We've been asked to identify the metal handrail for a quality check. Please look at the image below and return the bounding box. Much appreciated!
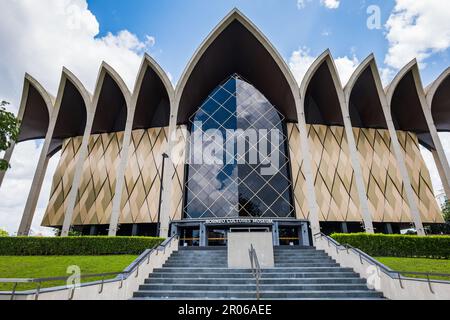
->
[313,232,450,294]
[248,244,262,300]
[0,235,179,300]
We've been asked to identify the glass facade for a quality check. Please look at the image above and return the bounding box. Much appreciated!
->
[183,75,295,219]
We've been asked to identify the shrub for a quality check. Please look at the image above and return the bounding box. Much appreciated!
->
[0,229,8,237]
[330,233,450,259]
[0,237,164,256]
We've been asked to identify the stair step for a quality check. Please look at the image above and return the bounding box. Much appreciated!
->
[148,272,361,279]
[144,278,366,285]
[274,263,339,268]
[133,290,384,299]
[164,263,228,266]
[153,267,353,273]
[139,284,371,291]
[162,264,339,268]
[274,258,332,262]
[133,246,384,300]
[274,253,329,259]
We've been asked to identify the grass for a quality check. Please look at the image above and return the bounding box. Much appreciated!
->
[376,257,450,281]
[0,255,137,291]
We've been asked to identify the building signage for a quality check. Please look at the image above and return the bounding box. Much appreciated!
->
[204,219,274,225]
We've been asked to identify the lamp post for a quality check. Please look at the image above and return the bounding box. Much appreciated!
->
[157,153,169,236]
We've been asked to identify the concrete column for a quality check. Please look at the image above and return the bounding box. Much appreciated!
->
[380,67,425,235]
[89,225,97,236]
[296,110,321,239]
[170,223,178,238]
[301,222,310,246]
[432,149,450,199]
[17,146,52,235]
[108,108,135,236]
[159,112,181,238]
[342,113,375,233]
[341,222,349,233]
[200,223,207,247]
[272,222,280,246]
[0,142,16,188]
[383,116,425,235]
[131,224,138,236]
[61,113,95,237]
[385,223,393,234]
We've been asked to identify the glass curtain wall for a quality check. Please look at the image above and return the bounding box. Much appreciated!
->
[184,75,295,219]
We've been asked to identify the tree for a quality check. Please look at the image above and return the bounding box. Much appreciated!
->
[0,228,8,237]
[427,200,450,235]
[442,199,450,223]
[0,101,20,171]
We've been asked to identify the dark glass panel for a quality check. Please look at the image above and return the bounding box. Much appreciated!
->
[184,75,295,219]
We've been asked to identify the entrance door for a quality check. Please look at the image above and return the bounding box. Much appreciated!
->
[278,225,301,246]
[207,227,228,246]
[179,226,200,247]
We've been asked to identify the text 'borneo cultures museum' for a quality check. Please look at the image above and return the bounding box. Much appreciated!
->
[4,10,450,247]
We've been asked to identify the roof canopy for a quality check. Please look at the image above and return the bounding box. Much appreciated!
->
[17,75,52,143]
[303,55,344,126]
[14,10,450,152]
[348,62,387,129]
[175,10,298,124]
[133,55,172,130]
[428,69,450,132]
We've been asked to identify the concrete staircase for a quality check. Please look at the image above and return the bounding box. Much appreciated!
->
[133,246,384,300]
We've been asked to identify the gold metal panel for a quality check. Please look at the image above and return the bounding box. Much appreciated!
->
[44,123,442,227]
[42,137,82,227]
[169,125,188,221]
[287,124,443,224]
[287,123,309,220]
[120,128,168,224]
[43,128,169,227]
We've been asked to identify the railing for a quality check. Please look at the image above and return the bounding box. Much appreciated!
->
[313,232,450,294]
[248,244,262,300]
[0,235,179,301]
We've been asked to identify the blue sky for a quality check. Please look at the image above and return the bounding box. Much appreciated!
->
[87,0,448,86]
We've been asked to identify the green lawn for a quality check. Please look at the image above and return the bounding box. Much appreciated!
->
[0,255,137,291]
[376,257,450,281]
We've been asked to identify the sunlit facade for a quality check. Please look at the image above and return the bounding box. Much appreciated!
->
[3,10,449,245]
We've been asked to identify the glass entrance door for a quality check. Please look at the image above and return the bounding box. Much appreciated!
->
[207,227,228,246]
[179,226,200,247]
[278,225,301,246]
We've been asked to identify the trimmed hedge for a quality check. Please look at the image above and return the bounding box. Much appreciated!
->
[331,233,450,259]
[0,237,164,256]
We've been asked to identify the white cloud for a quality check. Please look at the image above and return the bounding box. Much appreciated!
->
[379,67,396,87]
[334,54,359,86]
[0,0,155,105]
[0,0,156,235]
[321,0,340,9]
[297,0,310,10]
[0,141,60,236]
[384,0,450,70]
[288,47,359,86]
[297,0,340,10]
[289,47,317,85]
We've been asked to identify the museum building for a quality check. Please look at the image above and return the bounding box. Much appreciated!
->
[2,10,449,247]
